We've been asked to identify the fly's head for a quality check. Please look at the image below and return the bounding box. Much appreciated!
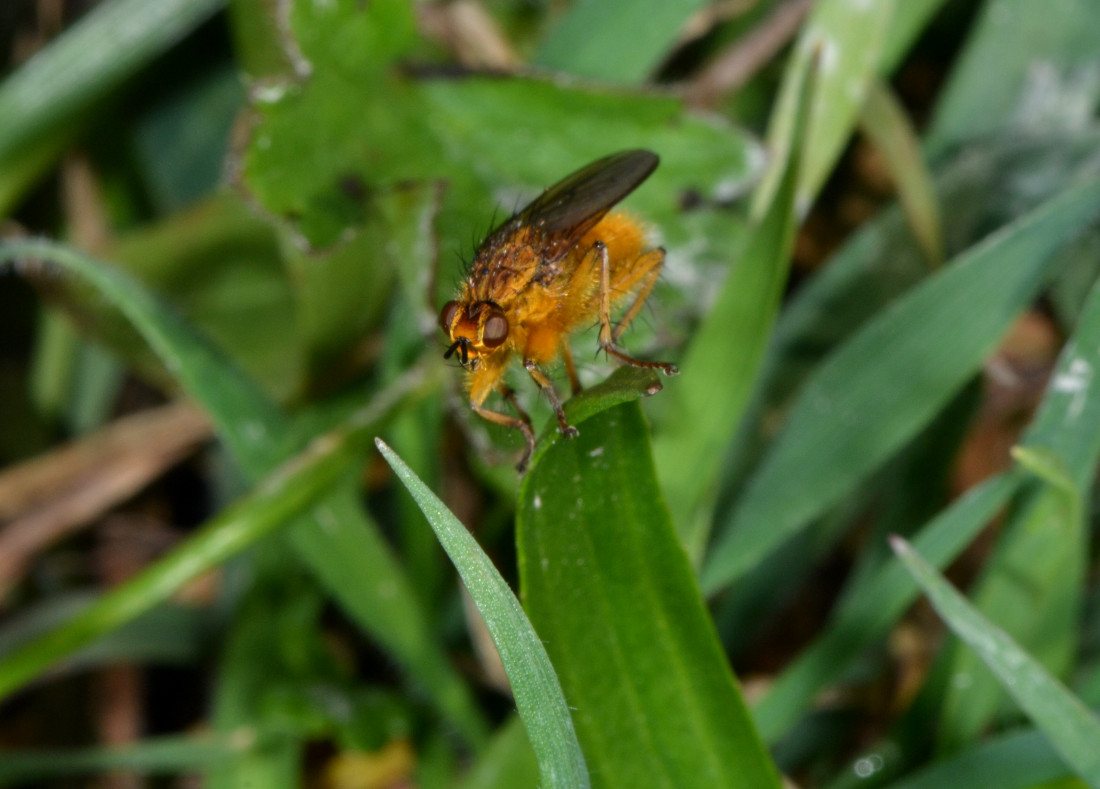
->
[439,299,509,370]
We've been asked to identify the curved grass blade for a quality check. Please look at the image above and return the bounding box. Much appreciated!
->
[891,536,1100,788]
[925,0,1100,157]
[702,174,1100,595]
[374,440,589,789]
[519,390,780,788]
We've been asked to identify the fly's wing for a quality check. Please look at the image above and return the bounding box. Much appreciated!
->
[483,149,659,265]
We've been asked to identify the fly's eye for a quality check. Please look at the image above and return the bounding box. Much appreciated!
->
[482,311,509,349]
[439,301,460,335]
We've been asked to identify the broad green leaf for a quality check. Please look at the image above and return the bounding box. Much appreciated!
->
[937,274,1100,748]
[534,0,709,83]
[0,0,224,214]
[926,0,1100,158]
[517,383,780,788]
[753,0,896,214]
[752,471,1020,743]
[892,537,1100,788]
[701,174,1100,595]
[374,440,589,789]
[0,238,486,746]
[0,734,242,786]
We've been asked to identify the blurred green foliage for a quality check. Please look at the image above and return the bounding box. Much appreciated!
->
[1,0,1100,787]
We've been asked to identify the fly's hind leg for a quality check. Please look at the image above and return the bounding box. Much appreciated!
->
[594,241,679,376]
[472,386,536,472]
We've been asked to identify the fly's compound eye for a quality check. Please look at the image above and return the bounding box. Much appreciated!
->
[482,311,509,349]
[439,301,460,335]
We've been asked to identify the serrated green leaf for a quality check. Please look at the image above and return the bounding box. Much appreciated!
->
[701,174,1100,595]
[239,0,762,363]
[518,394,779,788]
[375,440,589,789]
[892,537,1100,788]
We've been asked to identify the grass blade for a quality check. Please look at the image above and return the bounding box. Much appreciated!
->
[701,174,1100,594]
[374,440,589,789]
[0,734,242,785]
[0,0,224,213]
[936,273,1100,747]
[891,536,1100,788]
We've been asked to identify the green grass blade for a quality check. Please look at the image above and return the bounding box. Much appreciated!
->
[455,716,539,789]
[0,238,288,468]
[753,0,896,213]
[936,273,1100,748]
[925,0,1100,157]
[701,174,1100,595]
[752,471,1020,743]
[859,79,943,266]
[518,383,780,788]
[374,440,589,789]
[891,537,1100,788]
[878,726,1074,789]
[0,734,243,785]
[0,406,369,701]
[653,64,804,558]
[0,0,224,213]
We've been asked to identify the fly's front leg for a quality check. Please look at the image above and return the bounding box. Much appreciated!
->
[472,386,536,472]
[523,359,579,439]
[594,242,679,376]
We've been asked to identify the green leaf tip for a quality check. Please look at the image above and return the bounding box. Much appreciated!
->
[374,438,590,789]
